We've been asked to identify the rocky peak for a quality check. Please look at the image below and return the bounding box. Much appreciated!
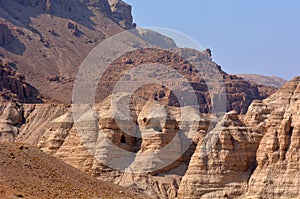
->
[108,0,134,29]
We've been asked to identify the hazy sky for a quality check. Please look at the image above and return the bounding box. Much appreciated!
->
[124,0,300,80]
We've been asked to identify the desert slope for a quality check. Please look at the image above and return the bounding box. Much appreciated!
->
[0,142,145,199]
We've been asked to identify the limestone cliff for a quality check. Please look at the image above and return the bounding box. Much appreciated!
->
[0,76,299,198]
[178,77,300,198]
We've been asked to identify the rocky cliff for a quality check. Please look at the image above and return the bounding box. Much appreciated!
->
[99,48,276,114]
[0,77,298,198]
[0,1,298,198]
[108,0,134,29]
[178,77,300,198]
[0,58,42,103]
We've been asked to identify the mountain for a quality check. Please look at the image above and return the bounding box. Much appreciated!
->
[0,0,276,114]
[0,142,145,198]
[237,74,287,88]
[0,1,298,198]
[0,0,129,103]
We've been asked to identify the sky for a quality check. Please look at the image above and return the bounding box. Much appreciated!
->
[124,0,300,80]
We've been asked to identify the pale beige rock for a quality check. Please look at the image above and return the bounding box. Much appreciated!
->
[1,77,299,199]
[178,111,263,198]
[246,77,300,198]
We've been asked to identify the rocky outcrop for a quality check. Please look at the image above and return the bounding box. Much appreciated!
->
[178,76,300,198]
[0,59,42,103]
[178,111,263,198]
[108,0,134,29]
[246,76,300,198]
[98,48,276,114]
[0,103,22,142]
[0,103,67,143]
[0,0,127,102]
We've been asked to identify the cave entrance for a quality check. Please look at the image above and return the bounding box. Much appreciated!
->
[121,134,126,144]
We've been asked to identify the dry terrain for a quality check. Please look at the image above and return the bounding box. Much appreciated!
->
[0,142,146,199]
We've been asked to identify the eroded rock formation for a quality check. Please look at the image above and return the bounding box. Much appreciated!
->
[0,76,299,198]
[178,77,300,198]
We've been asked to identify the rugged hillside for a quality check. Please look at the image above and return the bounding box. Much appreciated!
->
[0,142,145,199]
[97,48,276,114]
[0,1,297,198]
[0,0,275,113]
[0,0,130,102]
[237,74,287,88]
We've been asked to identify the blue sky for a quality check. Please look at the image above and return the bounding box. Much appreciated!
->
[124,0,300,80]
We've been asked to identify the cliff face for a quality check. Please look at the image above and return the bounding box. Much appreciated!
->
[0,77,299,198]
[178,76,300,198]
[246,77,300,198]
[0,1,274,110]
[108,0,134,29]
[177,111,262,198]
[0,1,298,198]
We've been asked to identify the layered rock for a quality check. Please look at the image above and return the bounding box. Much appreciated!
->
[0,59,42,103]
[0,93,207,198]
[0,76,298,198]
[246,76,300,198]
[98,48,276,114]
[178,111,263,198]
[178,76,300,198]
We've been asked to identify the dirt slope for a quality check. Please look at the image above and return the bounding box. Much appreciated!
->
[0,142,146,199]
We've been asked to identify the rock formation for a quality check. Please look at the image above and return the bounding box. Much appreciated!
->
[178,77,300,198]
[246,76,300,198]
[99,48,276,114]
[0,59,42,103]
[108,0,134,29]
[0,1,275,110]
[0,76,299,198]
[0,1,298,198]
[178,111,263,198]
